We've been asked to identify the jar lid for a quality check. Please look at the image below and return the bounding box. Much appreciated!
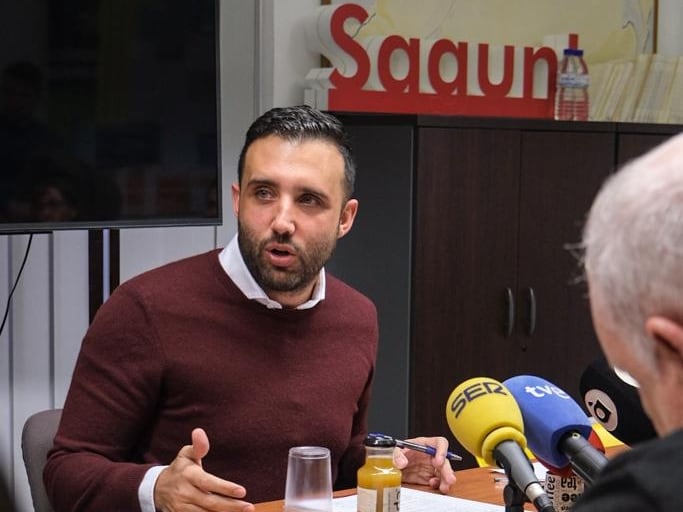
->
[364,434,396,447]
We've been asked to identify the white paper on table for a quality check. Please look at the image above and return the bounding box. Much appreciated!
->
[333,487,504,512]
[490,461,549,482]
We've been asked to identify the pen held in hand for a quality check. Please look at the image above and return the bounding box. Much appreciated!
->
[394,438,463,462]
[368,432,463,462]
[395,439,462,462]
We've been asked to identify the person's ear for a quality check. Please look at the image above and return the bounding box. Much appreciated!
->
[645,316,683,369]
[231,183,240,217]
[338,198,358,239]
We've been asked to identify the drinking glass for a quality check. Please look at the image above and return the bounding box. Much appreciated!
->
[284,446,333,512]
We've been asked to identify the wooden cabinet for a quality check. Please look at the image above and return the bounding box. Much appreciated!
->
[616,123,679,164]
[330,114,681,467]
[411,122,616,467]
[325,122,415,439]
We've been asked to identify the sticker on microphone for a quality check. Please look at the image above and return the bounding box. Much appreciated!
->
[544,472,584,511]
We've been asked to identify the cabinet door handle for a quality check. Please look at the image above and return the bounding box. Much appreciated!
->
[527,287,537,336]
[504,287,515,337]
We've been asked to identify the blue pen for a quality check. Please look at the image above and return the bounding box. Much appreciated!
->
[369,433,463,462]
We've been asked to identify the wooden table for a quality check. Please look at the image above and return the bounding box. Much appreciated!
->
[253,464,520,511]
[253,446,627,511]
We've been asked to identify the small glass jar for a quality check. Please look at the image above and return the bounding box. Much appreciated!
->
[356,435,402,512]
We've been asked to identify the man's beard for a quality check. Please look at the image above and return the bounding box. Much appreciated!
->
[238,221,338,294]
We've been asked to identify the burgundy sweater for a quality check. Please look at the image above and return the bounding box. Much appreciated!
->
[44,249,378,511]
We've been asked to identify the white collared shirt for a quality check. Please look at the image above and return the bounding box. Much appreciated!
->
[138,234,326,511]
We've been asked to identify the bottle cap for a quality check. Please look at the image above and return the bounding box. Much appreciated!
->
[364,435,396,447]
[563,48,584,56]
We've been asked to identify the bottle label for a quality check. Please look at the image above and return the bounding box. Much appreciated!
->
[382,486,401,512]
[558,72,590,88]
[356,487,377,512]
[356,486,401,512]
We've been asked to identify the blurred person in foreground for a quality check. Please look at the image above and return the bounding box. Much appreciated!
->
[575,132,683,511]
[44,105,456,512]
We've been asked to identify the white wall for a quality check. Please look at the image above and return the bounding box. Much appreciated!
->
[1,232,91,512]
[2,1,683,510]
[657,0,683,56]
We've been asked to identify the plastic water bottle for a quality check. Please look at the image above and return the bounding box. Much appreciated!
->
[554,48,590,121]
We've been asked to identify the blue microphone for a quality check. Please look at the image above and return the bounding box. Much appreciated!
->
[503,375,608,485]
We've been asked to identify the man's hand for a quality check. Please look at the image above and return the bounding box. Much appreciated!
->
[154,428,255,512]
[393,436,457,494]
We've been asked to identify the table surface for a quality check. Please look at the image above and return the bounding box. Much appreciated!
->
[253,446,627,511]
[253,464,514,511]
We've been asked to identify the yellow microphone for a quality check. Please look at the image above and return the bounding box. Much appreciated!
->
[445,377,555,512]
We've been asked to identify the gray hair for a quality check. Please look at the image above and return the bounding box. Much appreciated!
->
[582,132,683,368]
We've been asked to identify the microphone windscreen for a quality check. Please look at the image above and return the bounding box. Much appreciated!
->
[504,375,592,468]
[445,377,526,466]
[579,357,656,446]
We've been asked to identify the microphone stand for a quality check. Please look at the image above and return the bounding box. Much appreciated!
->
[502,480,528,512]
[494,441,556,512]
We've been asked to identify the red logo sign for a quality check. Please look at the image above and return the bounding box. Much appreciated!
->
[306,3,578,118]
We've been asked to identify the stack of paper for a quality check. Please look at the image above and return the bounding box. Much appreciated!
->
[332,487,505,512]
[586,53,683,124]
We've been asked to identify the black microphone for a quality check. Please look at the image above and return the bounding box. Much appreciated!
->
[579,357,656,446]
